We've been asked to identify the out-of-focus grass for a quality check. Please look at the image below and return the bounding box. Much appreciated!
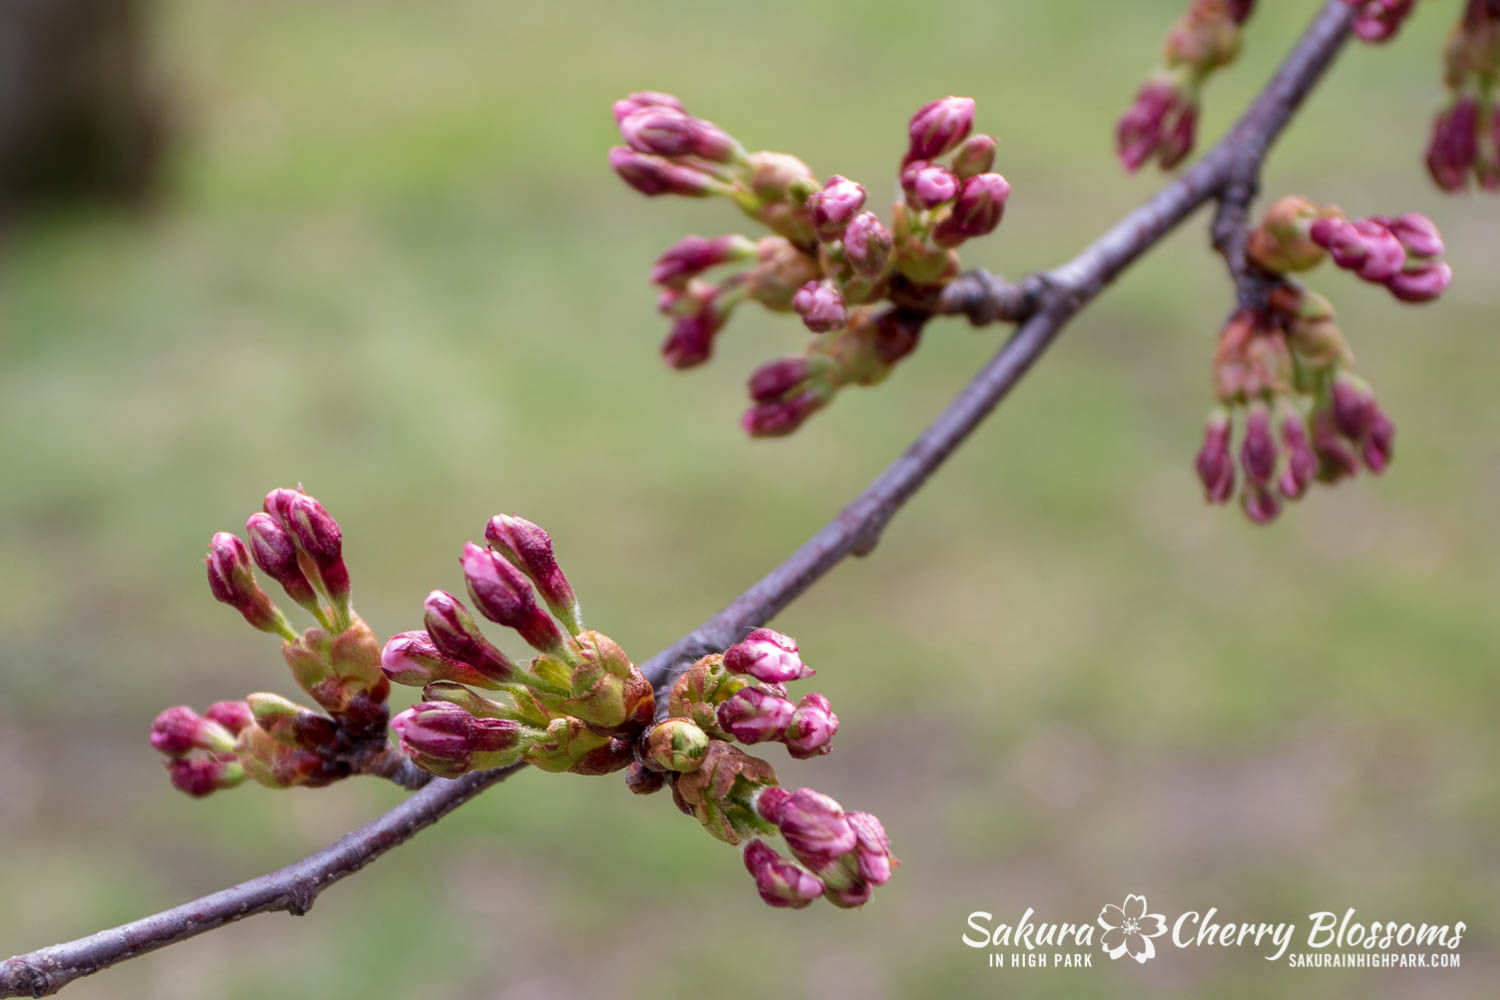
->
[0,1,1496,997]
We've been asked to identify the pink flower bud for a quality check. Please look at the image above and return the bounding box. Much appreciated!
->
[743,839,825,909]
[724,628,814,682]
[783,692,839,759]
[609,146,716,197]
[1277,409,1317,500]
[245,512,318,611]
[263,488,350,609]
[650,234,755,289]
[1239,403,1278,487]
[742,391,825,437]
[1311,406,1361,483]
[1378,212,1445,259]
[205,532,287,635]
[484,514,581,635]
[932,172,1010,247]
[904,96,975,166]
[1386,261,1453,302]
[619,106,738,164]
[1116,79,1195,172]
[792,280,846,333]
[807,175,867,238]
[756,786,857,863]
[611,91,684,126]
[1427,98,1479,191]
[1240,484,1281,525]
[950,133,997,179]
[901,161,959,210]
[151,705,236,756]
[716,687,795,744]
[381,630,502,689]
[204,700,254,736]
[1330,375,1374,440]
[846,811,896,885]
[461,542,566,656]
[660,283,733,368]
[1362,405,1395,473]
[422,590,517,683]
[748,357,811,404]
[392,702,523,777]
[1346,0,1416,43]
[842,211,892,276]
[1194,409,1236,504]
[166,757,243,798]
[1308,217,1406,284]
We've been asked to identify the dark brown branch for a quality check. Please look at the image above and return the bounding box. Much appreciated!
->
[0,3,1356,995]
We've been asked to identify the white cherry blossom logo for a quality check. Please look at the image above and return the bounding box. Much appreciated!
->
[1097,893,1168,964]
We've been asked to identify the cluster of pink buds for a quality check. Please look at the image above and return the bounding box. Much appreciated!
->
[1195,196,1448,523]
[1426,1,1500,190]
[745,788,896,909]
[611,91,1011,436]
[151,488,392,795]
[1117,0,1255,171]
[1343,0,1418,43]
[385,513,650,778]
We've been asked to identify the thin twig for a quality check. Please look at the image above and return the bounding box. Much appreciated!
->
[0,3,1356,995]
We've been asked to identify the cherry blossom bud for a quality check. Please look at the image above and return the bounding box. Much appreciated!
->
[1240,484,1281,525]
[263,489,350,613]
[904,96,975,166]
[246,692,339,751]
[423,590,518,683]
[650,234,756,290]
[792,280,846,333]
[743,839,825,909]
[1386,261,1453,302]
[461,542,567,656]
[950,133,997,179]
[1331,374,1374,440]
[842,211,893,276]
[846,811,896,885]
[661,281,737,368]
[1346,0,1416,43]
[1117,78,1195,171]
[205,533,290,636]
[716,687,795,744]
[1195,409,1236,504]
[609,146,718,197]
[901,161,959,210]
[1363,404,1395,473]
[1427,97,1480,191]
[1239,402,1278,487]
[245,512,319,614]
[645,717,711,772]
[611,91,684,125]
[742,391,825,437]
[205,700,254,736]
[932,172,1010,247]
[724,628,814,682]
[619,106,739,163]
[1308,217,1406,284]
[484,514,582,635]
[150,705,236,756]
[748,358,811,404]
[1277,407,1318,500]
[1378,212,1445,259]
[380,630,503,689]
[807,175,867,238]
[1311,405,1361,483]
[166,757,244,798]
[392,702,525,777]
[783,692,839,759]
[756,786,857,863]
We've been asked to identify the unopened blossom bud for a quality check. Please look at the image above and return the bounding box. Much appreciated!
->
[807,175,867,238]
[901,161,959,210]
[484,514,582,635]
[204,700,254,736]
[669,654,753,735]
[724,628,813,683]
[1311,405,1361,483]
[1346,0,1416,43]
[263,488,350,615]
[1386,261,1453,302]
[609,146,718,197]
[1239,402,1278,488]
[661,281,738,368]
[624,761,666,795]
[649,234,757,290]
[904,96,975,166]
[612,91,684,125]
[842,212,893,276]
[792,280,846,333]
[645,717,711,772]
[151,705,237,756]
[619,106,739,163]
[392,702,525,777]
[756,786,858,863]
[743,839,825,909]
[1308,217,1406,283]
[783,692,839,759]
[846,811,896,885]
[206,533,290,636]
[716,687,795,744]
[381,630,502,689]
[1278,407,1318,500]
[166,757,244,798]
[246,692,339,750]
[1362,404,1395,473]
[462,542,567,656]
[1331,374,1374,440]
[1241,484,1281,524]
[742,391,826,437]
[748,358,812,403]
[1195,409,1236,504]
[1378,212,1445,259]
[423,590,518,683]
[244,512,321,616]
[951,133,998,179]
[932,172,1010,247]
[1117,78,1195,171]
[1427,98,1479,191]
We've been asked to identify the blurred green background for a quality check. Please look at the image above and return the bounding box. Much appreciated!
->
[1,1,1496,997]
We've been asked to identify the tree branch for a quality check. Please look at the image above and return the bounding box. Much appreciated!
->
[0,3,1355,995]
